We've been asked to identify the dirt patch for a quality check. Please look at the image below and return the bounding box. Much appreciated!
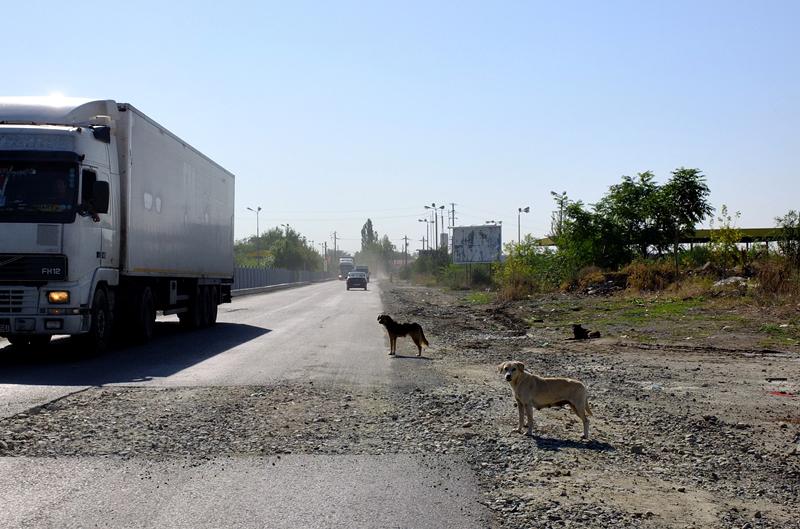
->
[378,282,800,528]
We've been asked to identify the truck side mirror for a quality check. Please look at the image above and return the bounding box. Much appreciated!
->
[92,181,110,214]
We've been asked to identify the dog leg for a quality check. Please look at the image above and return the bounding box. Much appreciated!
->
[582,416,590,439]
[525,405,535,436]
[413,336,422,356]
[515,399,525,434]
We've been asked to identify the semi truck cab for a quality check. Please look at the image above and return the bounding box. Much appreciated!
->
[1,105,118,347]
[0,97,234,351]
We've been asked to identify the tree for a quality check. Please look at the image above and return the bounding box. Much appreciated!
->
[234,226,322,271]
[549,191,568,240]
[552,197,629,276]
[776,210,800,267]
[361,219,378,251]
[596,171,660,258]
[656,168,713,272]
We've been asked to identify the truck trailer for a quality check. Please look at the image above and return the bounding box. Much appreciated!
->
[0,97,235,351]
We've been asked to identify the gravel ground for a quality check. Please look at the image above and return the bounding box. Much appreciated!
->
[2,281,799,528]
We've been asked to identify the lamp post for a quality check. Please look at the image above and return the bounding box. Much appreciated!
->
[517,206,530,243]
[247,206,261,265]
[425,203,446,249]
[418,219,431,249]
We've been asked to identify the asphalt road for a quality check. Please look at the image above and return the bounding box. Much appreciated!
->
[0,281,488,528]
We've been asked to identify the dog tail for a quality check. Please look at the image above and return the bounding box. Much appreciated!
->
[585,399,593,416]
[420,328,429,347]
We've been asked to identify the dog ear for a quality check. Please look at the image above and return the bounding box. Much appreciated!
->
[496,362,506,373]
[515,361,525,372]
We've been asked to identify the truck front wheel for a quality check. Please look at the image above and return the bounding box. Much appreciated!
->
[78,287,113,353]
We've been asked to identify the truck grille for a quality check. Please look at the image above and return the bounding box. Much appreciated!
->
[0,287,38,314]
[0,254,67,281]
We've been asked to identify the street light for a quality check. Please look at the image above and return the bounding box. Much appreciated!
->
[517,206,530,243]
[246,206,262,238]
[247,206,262,265]
[424,203,446,248]
[418,218,431,249]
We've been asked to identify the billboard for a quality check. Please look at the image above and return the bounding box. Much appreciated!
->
[452,225,502,264]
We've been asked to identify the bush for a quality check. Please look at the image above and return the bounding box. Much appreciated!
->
[624,260,677,291]
[681,245,712,269]
[708,205,744,270]
[754,256,800,298]
[577,266,606,289]
[495,238,566,300]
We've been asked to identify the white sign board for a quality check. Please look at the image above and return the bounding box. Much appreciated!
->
[452,225,502,264]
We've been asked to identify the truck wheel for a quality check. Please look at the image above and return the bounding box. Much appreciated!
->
[7,334,51,349]
[78,288,112,353]
[178,285,202,329]
[209,287,219,325]
[134,287,156,342]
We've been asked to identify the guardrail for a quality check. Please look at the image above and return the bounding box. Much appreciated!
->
[232,266,333,295]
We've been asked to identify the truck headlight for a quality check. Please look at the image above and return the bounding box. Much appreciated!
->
[48,291,70,304]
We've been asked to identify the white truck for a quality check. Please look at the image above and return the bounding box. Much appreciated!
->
[338,257,354,280]
[0,97,235,351]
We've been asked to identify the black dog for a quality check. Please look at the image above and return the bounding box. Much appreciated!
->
[377,314,429,356]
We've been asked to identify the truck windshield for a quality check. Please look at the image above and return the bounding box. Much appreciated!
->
[0,161,79,223]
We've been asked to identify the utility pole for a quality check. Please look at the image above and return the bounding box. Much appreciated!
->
[332,231,338,261]
[449,202,457,253]
[420,238,425,252]
[403,235,409,266]
[440,210,445,249]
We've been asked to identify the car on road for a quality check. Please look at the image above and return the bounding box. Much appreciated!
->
[346,271,368,290]
[355,265,370,282]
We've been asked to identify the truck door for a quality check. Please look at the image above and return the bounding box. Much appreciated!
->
[79,168,108,267]
[96,169,116,268]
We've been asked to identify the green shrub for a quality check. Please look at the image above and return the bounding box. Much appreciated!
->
[681,245,712,269]
[708,205,744,269]
[495,237,565,300]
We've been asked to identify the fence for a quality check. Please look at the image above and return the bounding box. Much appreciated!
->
[233,266,331,291]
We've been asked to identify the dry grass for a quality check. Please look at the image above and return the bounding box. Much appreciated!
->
[624,260,677,291]
[577,266,605,289]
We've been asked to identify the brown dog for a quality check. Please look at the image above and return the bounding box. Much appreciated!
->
[377,314,429,356]
[498,360,592,439]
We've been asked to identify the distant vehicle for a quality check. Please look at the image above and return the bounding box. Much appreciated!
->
[0,97,234,351]
[346,271,368,290]
[338,257,354,280]
[354,265,370,282]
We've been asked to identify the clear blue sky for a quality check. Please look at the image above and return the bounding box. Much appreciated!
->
[4,1,798,253]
